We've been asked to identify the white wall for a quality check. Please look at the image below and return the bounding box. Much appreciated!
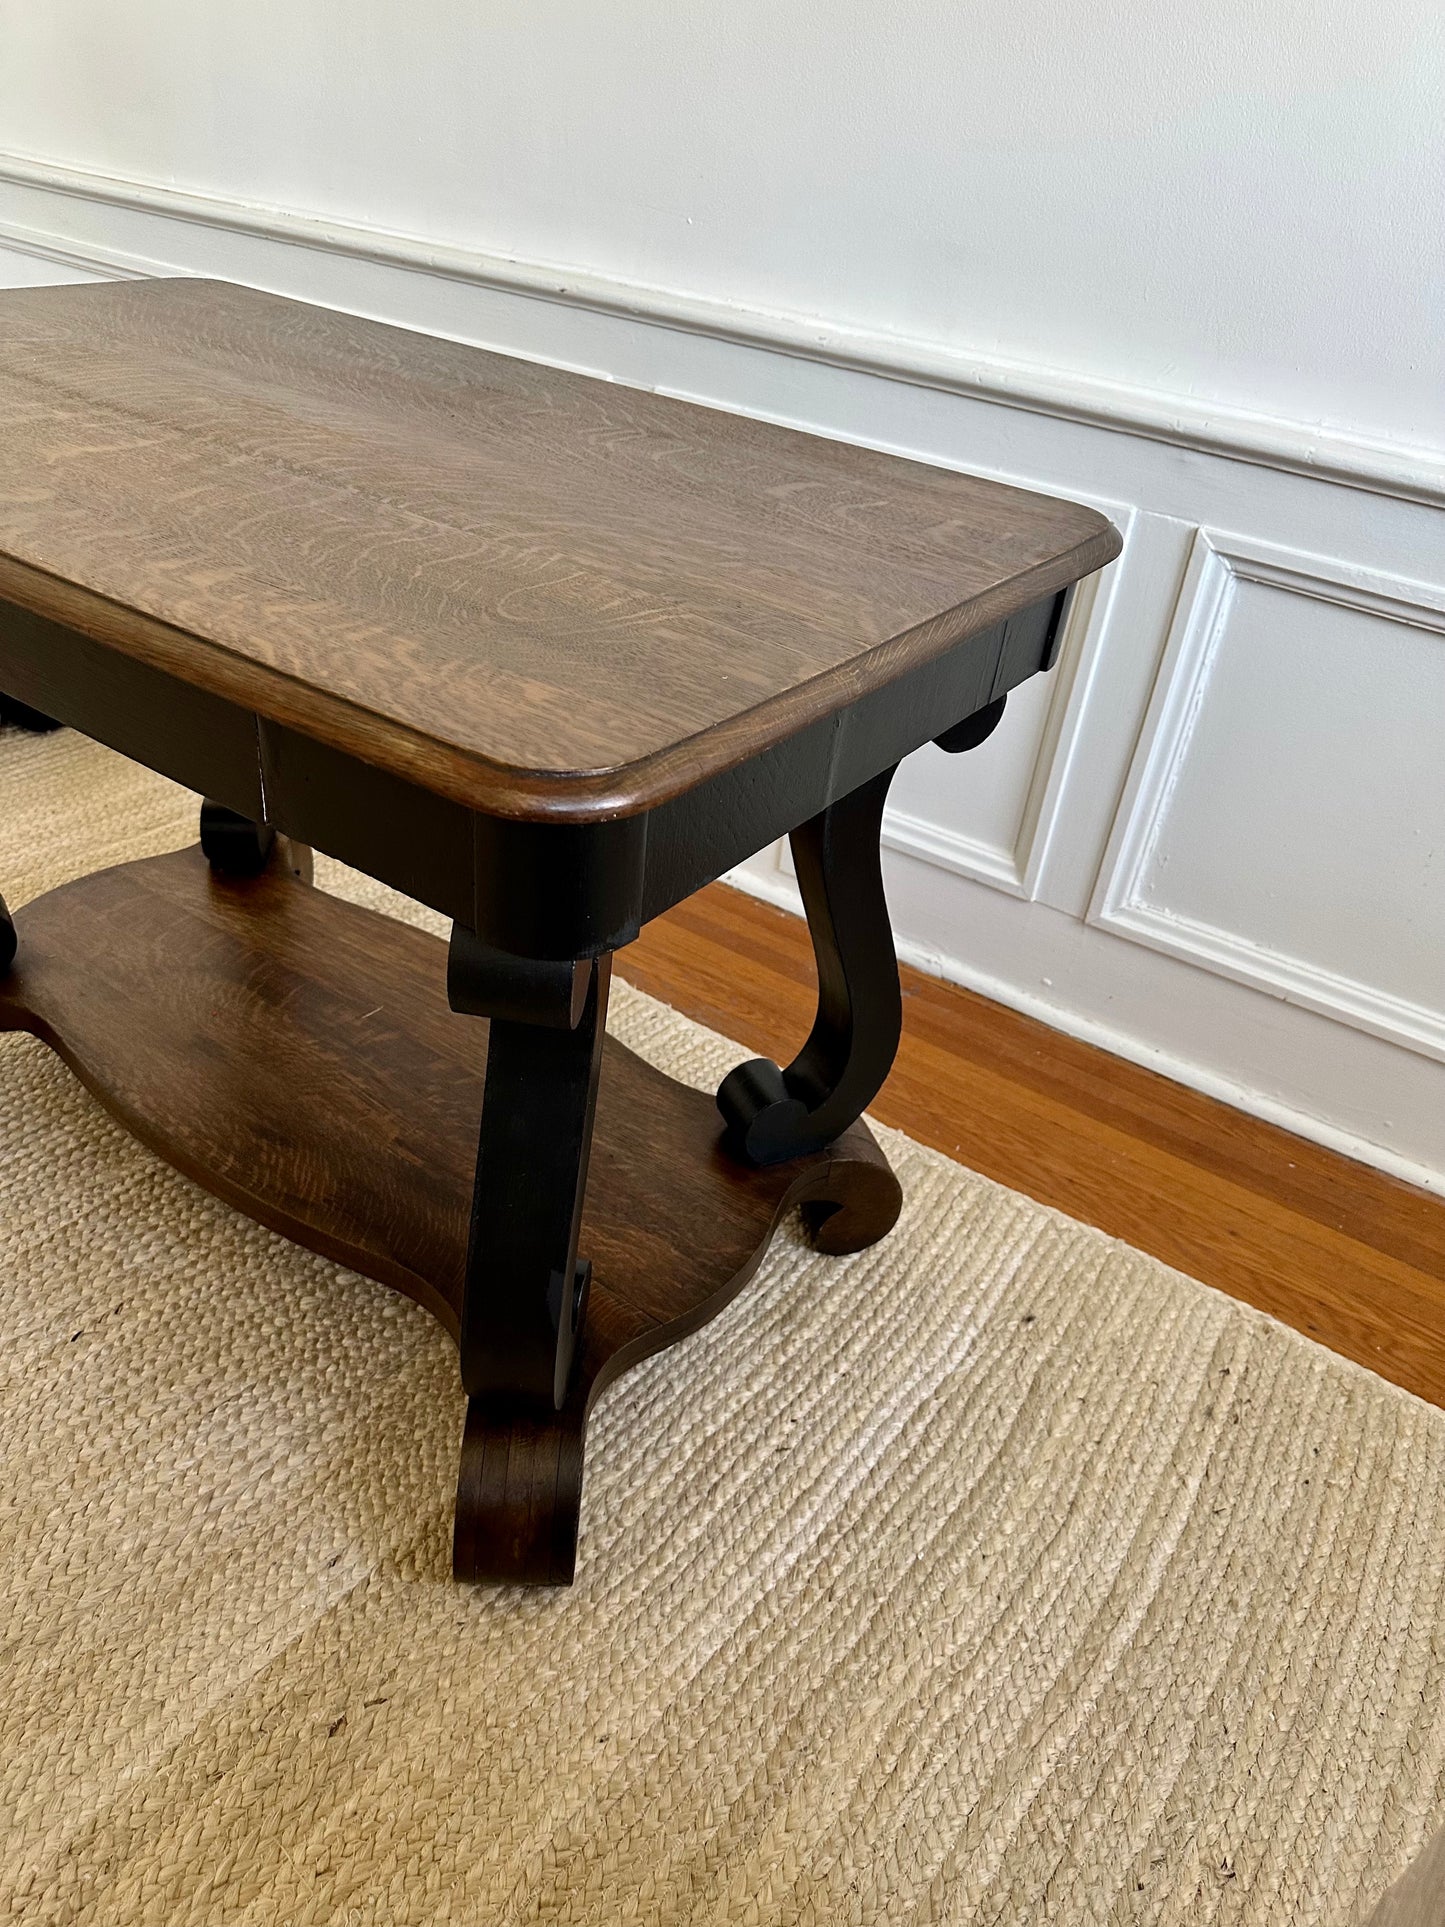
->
[1,2,1442,1189]
[2,0,1443,453]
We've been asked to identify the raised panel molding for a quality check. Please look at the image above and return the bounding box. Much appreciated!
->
[1091,529,1445,1063]
[880,805,1023,893]
[878,520,1132,900]
[763,514,1132,902]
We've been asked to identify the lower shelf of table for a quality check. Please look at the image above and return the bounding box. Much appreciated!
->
[0,845,902,1583]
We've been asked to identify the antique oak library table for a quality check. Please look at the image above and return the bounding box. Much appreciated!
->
[0,279,1120,1584]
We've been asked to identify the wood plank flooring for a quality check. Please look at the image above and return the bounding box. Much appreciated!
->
[624,882,1445,1410]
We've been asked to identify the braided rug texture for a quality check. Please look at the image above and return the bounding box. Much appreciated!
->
[2,727,1444,1927]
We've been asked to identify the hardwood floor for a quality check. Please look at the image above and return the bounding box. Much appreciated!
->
[625,882,1445,1409]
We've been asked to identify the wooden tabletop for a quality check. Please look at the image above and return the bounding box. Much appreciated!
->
[0,278,1119,820]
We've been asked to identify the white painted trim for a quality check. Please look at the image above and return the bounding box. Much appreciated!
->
[1012,504,1135,901]
[761,808,1024,897]
[0,148,1441,507]
[873,511,1135,902]
[725,860,1445,1199]
[1091,530,1445,1063]
[881,806,1024,896]
[739,551,1131,904]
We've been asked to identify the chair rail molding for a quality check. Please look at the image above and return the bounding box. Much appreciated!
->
[0,147,1442,509]
[1090,528,1445,1063]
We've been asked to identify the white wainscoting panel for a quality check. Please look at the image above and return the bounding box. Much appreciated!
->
[1092,531,1445,1060]
[884,516,1132,898]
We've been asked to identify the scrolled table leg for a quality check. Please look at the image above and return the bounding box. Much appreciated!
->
[447,927,610,1583]
[717,695,1013,1173]
[718,764,903,1167]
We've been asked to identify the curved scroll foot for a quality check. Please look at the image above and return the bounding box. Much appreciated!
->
[453,1393,585,1586]
[797,1122,905,1255]
[451,1117,899,1586]
[0,891,15,977]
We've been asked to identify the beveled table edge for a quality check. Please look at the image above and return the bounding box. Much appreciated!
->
[0,522,1120,825]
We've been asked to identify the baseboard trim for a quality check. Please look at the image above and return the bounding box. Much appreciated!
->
[726,864,1445,1199]
[0,148,1441,508]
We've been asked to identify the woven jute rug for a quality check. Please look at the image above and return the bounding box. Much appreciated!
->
[3,727,1444,1927]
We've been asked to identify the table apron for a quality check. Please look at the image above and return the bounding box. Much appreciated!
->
[0,588,1068,959]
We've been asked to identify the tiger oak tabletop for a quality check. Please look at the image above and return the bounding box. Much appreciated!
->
[0,277,1118,819]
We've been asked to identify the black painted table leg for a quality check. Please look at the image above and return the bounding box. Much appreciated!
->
[200,800,313,883]
[200,800,276,877]
[447,928,610,1581]
[717,696,1013,1169]
[718,764,903,1165]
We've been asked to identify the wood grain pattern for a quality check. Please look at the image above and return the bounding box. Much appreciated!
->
[1362,1822,1445,1927]
[0,847,902,1583]
[625,881,1445,1409]
[0,590,1071,956]
[0,278,1118,818]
